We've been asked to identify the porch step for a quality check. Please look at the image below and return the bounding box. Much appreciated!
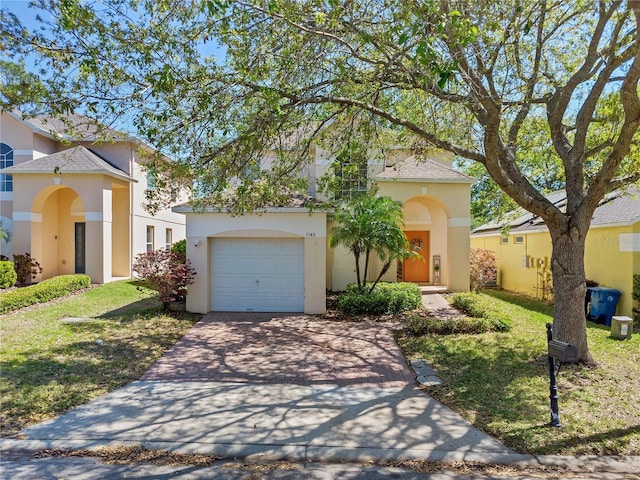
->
[419,285,449,295]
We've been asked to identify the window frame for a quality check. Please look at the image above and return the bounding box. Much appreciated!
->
[146,226,155,252]
[0,143,14,192]
[335,161,368,200]
[165,228,172,251]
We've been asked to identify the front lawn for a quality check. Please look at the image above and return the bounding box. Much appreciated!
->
[397,289,640,455]
[0,280,200,437]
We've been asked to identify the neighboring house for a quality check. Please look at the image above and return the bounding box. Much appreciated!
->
[471,187,640,317]
[177,143,475,314]
[0,111,186,283]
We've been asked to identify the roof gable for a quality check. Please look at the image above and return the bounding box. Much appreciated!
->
[1,145,134,182]
[376,155,475,183]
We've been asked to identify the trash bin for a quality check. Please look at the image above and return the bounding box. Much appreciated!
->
[611,316,633,339]
[586,287,621,326]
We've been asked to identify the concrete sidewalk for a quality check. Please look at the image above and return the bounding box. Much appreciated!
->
[2,381,515,463]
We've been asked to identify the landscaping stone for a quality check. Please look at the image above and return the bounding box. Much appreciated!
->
[417,375,443,387]
[410,359,444,387]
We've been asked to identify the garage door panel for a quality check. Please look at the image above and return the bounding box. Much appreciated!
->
[213,257,240,274]
[211,238,304,312]
[236,257,258,271]
[215,294,257,311]
[257,257,280,273]
[281,257,302,270]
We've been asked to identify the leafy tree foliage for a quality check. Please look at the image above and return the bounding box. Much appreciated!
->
[2,0,639,362]
[0,60,48,115]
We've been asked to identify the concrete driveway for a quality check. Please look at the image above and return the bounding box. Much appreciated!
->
[5,313,518,463]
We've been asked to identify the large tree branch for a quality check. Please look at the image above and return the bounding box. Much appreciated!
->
[587,7,640,210]
[573,13,635,157]
[278,91,487,163]
[508,0,548,146]
[547,1,620,163]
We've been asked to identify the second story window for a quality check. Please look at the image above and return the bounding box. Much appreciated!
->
[335,160,368,199]
[0,143,14,192]
[147,170,157,191]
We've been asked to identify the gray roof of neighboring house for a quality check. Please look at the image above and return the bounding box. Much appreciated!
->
[1,145,135,182]
[472,185,640,235]
[21,113,132,143]
[376,155,475,183]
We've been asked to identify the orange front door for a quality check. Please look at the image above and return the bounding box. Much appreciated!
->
[403,231,429,283]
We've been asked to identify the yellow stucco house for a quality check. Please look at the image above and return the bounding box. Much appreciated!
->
[0,111,186,284]
[177,146,475,315]
[471,187,640,317]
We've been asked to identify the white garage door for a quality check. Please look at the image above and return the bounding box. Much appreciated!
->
[210,238,304,312]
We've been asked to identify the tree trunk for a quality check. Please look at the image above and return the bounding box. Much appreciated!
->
[548,221,594,365]
[353,249,363,290]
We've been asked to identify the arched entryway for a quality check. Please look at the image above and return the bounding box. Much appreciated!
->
[399,196,449,286]
[30,186,86,279]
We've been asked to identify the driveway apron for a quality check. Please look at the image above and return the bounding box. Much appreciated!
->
[13,312,516,463]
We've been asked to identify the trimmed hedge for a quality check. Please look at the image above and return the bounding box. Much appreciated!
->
[450,292,512,332]
[0,261,17,289]
[404,315,495,335]
[0,274,91,314]
[338,282,422,315]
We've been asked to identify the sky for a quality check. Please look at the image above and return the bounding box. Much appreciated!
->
[4,1,44,32]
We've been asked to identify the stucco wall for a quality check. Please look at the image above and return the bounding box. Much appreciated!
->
[378,181,472,292]
[130,153,186,257]
[471,224,640,317]
[183,210,327,314]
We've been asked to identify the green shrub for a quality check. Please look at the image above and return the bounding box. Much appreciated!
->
[171,239,187,257]
[405,315,492,335]
[0,261,17,288]
[0,274,91,314]
[338,282,421,315]
[450,292,512,331]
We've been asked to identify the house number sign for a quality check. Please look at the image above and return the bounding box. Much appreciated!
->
[306,232,316,237]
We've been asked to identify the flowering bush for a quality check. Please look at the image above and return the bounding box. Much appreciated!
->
[469,248,497,293]
[133,249,196,310]
[13,253,43,286]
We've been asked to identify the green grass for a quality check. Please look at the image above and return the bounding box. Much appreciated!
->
[397,289,640,456]
[0,280,200,436]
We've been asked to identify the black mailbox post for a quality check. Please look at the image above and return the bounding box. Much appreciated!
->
[548,340,578,363]
[546,323,577,427]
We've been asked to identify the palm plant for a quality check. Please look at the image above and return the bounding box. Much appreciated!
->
[0,221,10,244]
[330,195,418,293]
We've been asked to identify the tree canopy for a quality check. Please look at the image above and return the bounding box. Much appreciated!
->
[2,0,639,362]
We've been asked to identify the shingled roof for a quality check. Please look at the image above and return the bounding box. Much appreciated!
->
[22,113,131,142]
[472,185,640,236]
[1,146,134,182]
[376,155,475,183]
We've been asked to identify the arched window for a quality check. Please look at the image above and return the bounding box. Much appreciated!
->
[0,143,14,192]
